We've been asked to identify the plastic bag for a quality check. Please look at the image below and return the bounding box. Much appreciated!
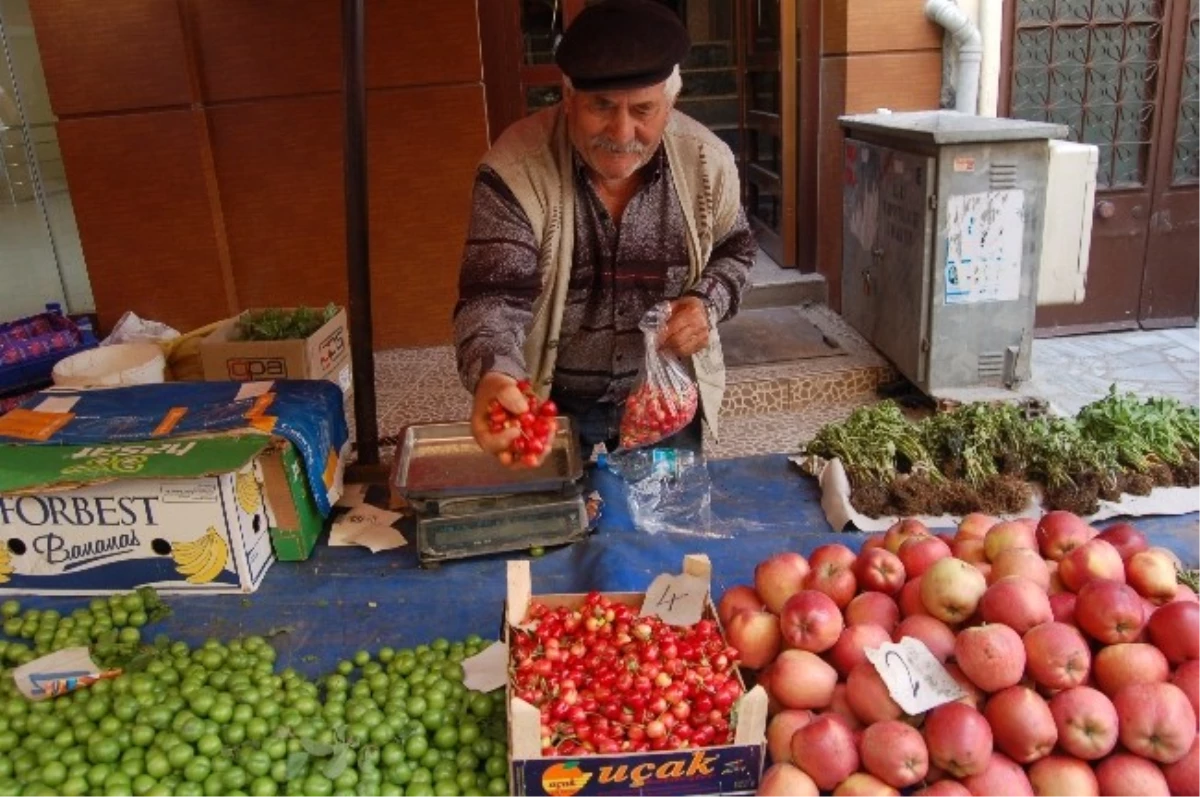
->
[619,302,699,449]
[607,447,723,537]
[101,311,180,346]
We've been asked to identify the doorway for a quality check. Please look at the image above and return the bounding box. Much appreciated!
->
[1003,0,1199,332]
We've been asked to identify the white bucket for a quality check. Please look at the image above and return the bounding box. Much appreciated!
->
[52,343,167,388]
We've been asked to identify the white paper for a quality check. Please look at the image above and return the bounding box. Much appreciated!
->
[160,483,221,504]
[34,396,79,414]
[944,189,1024,305]
[462,642,508,693]
[13,647,119,700]
[330,503,406,553]
[337,365,352,393]
[234,381,274,402]
[794,455,1200,532]
[639,571,709,627]
[329,521,406,553]
[865,637,966,715]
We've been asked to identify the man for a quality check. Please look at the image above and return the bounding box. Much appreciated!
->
[454,0,755,461]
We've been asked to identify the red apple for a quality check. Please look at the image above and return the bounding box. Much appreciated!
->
[1049,592,1077,624]
[980,577,1053,635]
[984,520,1038,563]
[804,544,858,609]
[1049,686,1119,760]
[1076,579,1146,644]
[1097,521,1149,560]
[1060,539,1125,592]
[860,720,929,789]
[771,649,838,710]
[956,624,1026,693]
[862,533,887,552]
[900,536,953,580]
[830,624,891,678]
[827,688,864,733]
[922,702,993,778]
[766,709,813,765]
[1095,753,1170,797]
[1024,621,1091,691]
[833,773,900,796]
[894,615,956,663]
[1162,738,1199,797]
[845,592,900,633]
[755,552,810,614]
[1172,659,1199,720]
[757,763,820,797]
[988,547,1051,590]
[1113,682,1198,764]
[944,661,987,710]
[1036,510,1092,561]
[780,590,844,653]
[1094,643,1170,696]
[726,609,782,669]
[846,661,904,725]
[718,584,764,627]
[791,714,859,790]
[900,577,929,618]
[959,752,1033,796]
[853,548,907,596]
[916,781,971,796]
[1171,584,1199,604]
[953,538,989,567]
[1148,602,1200,666]
[1128,549,1184,603]
[1027,756,1099,797]
[885,518,931,554]
[984,686,1057,764]
[921,558,988,624]
[957,513,997,541]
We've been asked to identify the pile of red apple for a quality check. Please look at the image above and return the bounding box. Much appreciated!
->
[718,512,1199,796]
[620,381,699,449]
[486,379,558,466]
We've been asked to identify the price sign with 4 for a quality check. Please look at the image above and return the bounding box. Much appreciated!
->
[865,636,967,715]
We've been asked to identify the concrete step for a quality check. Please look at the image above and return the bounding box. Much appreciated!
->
[744,277,827,310]
[703,397,881,460]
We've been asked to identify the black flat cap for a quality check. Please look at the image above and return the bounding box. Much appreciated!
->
[555,0,691,92]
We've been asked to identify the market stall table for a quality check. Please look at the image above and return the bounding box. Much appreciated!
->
[13,454,1199,676]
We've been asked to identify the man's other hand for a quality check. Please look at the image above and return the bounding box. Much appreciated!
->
[660,296,710,357]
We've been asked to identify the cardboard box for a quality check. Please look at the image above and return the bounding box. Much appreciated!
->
[258,442,324,561]
[503,555,768,796]
[0,434,323,594]
[200,308,352,394]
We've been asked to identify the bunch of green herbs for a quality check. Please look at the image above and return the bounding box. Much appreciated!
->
[236,304,339,342]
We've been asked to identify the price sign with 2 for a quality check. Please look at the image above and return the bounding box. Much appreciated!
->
[865,636,967,715]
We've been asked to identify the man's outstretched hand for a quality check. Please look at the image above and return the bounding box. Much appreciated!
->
[470,371,556,468]
[659,296,711,357]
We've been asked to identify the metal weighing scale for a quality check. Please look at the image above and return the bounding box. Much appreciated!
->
[391,419,591,565]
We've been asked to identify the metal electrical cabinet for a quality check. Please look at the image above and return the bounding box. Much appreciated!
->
[839,111,1066,394]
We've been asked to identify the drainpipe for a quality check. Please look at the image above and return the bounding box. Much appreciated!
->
[925,0,982,115]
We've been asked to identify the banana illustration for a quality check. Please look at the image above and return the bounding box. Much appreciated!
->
[171,527,229,584]
[0,545,12,584]
[235,471,261,514]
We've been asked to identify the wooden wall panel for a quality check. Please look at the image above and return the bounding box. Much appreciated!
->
[823,0,943,55]
[188,0,481,103]
[844,51,943,113]
[207,95,347,312]
[366,0,483,89]
[56,110,229,333]
[368,84,489,347]
[28,0,192,115]
[187,0,341,102]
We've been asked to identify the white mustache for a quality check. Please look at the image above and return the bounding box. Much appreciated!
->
[591,137,646,155]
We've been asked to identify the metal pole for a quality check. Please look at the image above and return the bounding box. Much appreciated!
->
[342,0,379,466]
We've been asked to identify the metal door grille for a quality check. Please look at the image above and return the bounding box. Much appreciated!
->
[1173,0,1199,184]
[1010,0,1164,189]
